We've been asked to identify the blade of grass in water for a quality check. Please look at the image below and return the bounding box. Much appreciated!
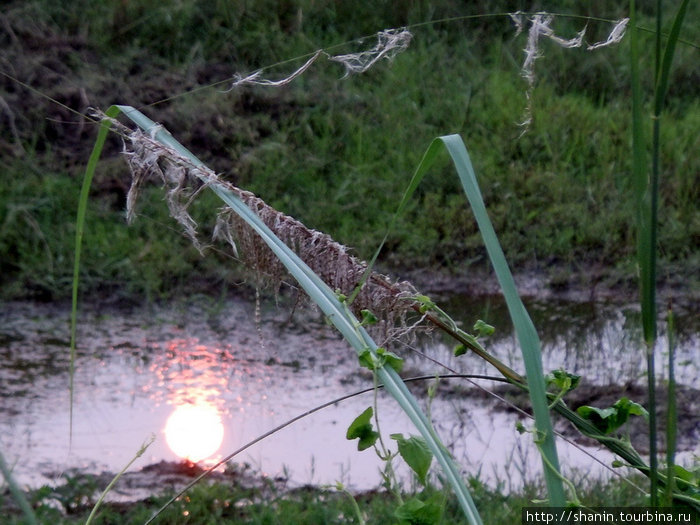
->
[422,135,566,506]
[629,0,657,505]
[73,105,484,525]
[664,308,677,506]
[630,0,689,506]
[69,105,122,442]
[370,134,688,505]
[85,434,154,525]
[363,134,565,505]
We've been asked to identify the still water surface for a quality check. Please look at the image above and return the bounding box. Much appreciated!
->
[1,293,697,498]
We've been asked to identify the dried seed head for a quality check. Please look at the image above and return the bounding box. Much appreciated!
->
[118,122,419,345]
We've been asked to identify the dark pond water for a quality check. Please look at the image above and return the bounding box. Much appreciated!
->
[1,292,698,500]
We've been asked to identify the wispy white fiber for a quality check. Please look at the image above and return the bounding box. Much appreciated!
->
[230,50,323,88]
[510,11,525,36]
[587,18,629,50]
[521,14,587,88]
[328,28,413,76]
[113,115,419,345]
[513,12,627,133]
[228,28,412,89]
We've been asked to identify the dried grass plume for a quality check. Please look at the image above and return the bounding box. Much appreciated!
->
[113,117,419,344]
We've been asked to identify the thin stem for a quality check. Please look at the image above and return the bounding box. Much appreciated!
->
[144,374,489,524]
[664,308,677,506]
[85,435,155,525]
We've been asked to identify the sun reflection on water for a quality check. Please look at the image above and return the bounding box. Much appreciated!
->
[150,338,237,462]
[164,400,224,462]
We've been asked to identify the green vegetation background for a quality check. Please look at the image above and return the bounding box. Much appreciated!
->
[1,0,698,301]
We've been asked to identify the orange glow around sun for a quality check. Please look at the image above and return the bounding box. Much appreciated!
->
[164,403,225,462]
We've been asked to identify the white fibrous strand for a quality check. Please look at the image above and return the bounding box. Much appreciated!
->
[227,28,412,89]
[513,13,628,132]
[328,28,413,76]
[510,11,525,36]
[230,50,324,88]
[522,14,586,81]
[587,18,629,50]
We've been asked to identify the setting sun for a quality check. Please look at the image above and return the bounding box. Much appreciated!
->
[164,403,225,462]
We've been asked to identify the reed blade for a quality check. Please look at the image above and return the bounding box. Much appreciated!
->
[70,105,123,442]
[393,135,566,505]
[0,449,38,525]
[92,105,485,525]
[436,134,566,506]
[630,0,689,505]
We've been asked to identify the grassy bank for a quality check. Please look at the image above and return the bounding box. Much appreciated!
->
[3,469,652,525]
[1,1,698,302]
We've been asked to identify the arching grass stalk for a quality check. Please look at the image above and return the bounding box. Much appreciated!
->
[85,434,154,525]
[78,105,484,525]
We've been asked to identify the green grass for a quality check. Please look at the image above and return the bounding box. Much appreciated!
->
[0,160,229,300]
[1,1,698,301]
[1,471,655,525]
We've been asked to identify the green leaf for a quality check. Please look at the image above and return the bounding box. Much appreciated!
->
[546,369,581,394]
[376,347,403,373]
[357,348,375,370]
[577,405,617,434]
[615,397,648,419]
[360,309,378,326]
[414,294,436,314]
[346,407,379,451]
[394,495,442,525]
[576,397,648,435]
[391,434,433,486]
[473,319,495,337]
[357,347,403,372]
[454,344,467,357]
[672,465,700,495]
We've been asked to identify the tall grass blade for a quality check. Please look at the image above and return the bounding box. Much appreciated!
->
[69,105,122,442]
[629,0,657,505]
[82,105,484,525]
[0,449,38,525]
[394,135,565,505]
[85,434,154,525]
[631,0,689,505]
[436,134,566,506]
[655,0,689,107]
[664,309,677,507]
[368,131,671,501]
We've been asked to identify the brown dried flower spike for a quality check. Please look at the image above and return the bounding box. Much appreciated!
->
[120,122,418,343]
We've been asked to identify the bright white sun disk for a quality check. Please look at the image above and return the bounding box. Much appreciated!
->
[164,403,224,462]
